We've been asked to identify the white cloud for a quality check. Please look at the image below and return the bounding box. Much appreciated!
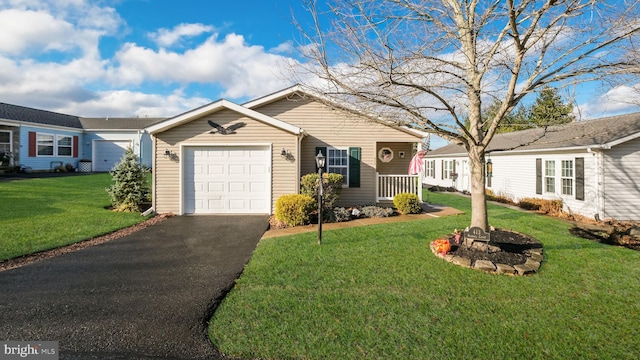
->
[107,33,295,99]
[0,0,297,116]
[59,89,211,118]
[149,23,215,47]
[0,9,77,55]
[575,85,640,120]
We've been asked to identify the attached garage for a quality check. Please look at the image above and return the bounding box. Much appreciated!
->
[93,140,131,172]
[183,145,271,214]
[146,99,305,215]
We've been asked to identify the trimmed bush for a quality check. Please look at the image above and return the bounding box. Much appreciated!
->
[485,189,515,204]
[393,193,422,214]
[519,197,563,215]
[275,194,315,227]
[300,173,343,209]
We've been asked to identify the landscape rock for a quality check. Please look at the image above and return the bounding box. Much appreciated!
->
[514,264,536,275]
[474,260,496,272]
[495,263,516,275]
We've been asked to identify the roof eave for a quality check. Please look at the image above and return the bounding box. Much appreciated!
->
[146,99,304,135]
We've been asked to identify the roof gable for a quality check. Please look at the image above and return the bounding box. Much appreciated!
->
[0,102,82,129]
[145,99,304,135]
[244,85,428,139]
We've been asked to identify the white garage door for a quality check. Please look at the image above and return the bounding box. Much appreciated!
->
[93,140,131,172]
[183,146,271,214]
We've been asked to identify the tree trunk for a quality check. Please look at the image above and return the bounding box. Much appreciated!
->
[468,146,489,231]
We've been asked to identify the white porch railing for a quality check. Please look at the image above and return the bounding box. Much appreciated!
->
[376,173,422,202]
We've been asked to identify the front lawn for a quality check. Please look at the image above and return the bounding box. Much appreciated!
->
[0,174,150,261]
[209,191,640,359]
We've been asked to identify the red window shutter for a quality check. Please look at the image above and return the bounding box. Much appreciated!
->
[29,132,36,157]
[73,136,79,158]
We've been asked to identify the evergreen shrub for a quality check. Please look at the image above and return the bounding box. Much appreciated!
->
[106,148,151,212]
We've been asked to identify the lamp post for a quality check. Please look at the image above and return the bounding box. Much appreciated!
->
[315,150,326,245]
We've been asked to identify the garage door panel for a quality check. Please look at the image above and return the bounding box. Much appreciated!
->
[93,140,130,172]
[208,182,224,192]
[229,182,245,192]
[227,164,244,175]
[208,164,224,174]
[184,146,270,214]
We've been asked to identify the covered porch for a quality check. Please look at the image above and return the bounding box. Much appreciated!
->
[375,142,423,203]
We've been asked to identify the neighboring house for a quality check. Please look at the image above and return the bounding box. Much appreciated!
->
[146,85,428,215]
[0,102,161,172]
[423,112,640,221]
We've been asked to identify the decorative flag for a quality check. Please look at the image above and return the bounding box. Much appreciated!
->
[408,150,427,175]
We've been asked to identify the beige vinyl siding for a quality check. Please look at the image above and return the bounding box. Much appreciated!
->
[254,97,421,205]
[376,142,414,175]
[603,137,640,220]
[153,109,298,214]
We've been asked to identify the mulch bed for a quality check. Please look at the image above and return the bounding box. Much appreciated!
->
[445,229,543,267]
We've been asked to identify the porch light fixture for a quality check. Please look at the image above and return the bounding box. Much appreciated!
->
[164,149,172,158]
[315,150,326,245]
[281,148,287,157]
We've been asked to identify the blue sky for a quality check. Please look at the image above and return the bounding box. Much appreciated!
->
[0,0,638,137]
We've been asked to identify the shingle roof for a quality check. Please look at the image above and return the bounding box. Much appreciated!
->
[80,117,165,130]
[426,112,640,156]
[0,102,82,129]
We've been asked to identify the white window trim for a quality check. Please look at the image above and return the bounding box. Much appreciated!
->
[37,133,55,157]
[425,160,435,178]
[544,160,555,193]
[0,130,11,154]
[57,135,73,157]
[327,147,349,187]
[443,160,454,180]
[561,159,574,196]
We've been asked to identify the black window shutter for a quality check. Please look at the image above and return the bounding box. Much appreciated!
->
[575,157,585,201]
[441,160,444,179]
[315,146,327,173]
[348,147,361,188]
[535,158,542,195]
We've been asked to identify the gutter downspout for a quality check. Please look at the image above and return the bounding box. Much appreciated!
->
[588,146,606,221]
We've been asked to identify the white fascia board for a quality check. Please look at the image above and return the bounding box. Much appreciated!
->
[243,85,303,109]
[603,131,640,148]
[146,99,304,135]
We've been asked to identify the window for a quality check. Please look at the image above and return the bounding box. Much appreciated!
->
[545,160,555,193]
[328,148,348,185]
[442,160,454,180]
[37,134,54,156]
[57,135,72,157]
[561,160,573,196]
[425,160,435,178]
[0,130,10,155]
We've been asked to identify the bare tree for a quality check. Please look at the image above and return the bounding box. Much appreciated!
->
[291,0,640,231]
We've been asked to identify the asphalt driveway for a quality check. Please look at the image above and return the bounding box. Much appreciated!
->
[0,215,269,359]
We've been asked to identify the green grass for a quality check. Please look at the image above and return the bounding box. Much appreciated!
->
[0,174,150,261]
[209,191,640,359]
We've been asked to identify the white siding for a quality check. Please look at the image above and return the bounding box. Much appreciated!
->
[422,156,468,190]
[488,151,598,218]
[425,149,601,219]
[603,137,640,220]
